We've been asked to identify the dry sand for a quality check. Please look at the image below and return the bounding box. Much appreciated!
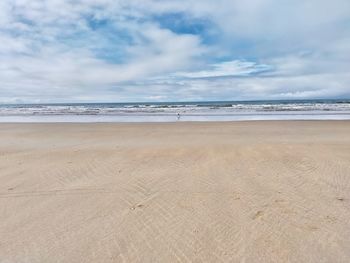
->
[1,121,350,262]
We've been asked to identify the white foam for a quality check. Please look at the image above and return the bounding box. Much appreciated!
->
[1,102,350,122]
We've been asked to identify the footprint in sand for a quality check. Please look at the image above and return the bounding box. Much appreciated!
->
[130,204,144,211]
[253,210,264,220]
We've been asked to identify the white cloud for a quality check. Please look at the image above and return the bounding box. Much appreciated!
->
[0,0,349,102]
[174,60,271,78]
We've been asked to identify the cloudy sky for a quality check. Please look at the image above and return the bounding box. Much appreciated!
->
[1,0,349,103]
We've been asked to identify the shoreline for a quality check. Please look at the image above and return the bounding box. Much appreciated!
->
[0,119,350,125]
[1,113,350,123]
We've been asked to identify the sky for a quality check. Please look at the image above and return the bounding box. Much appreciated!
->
[0,0,349,103]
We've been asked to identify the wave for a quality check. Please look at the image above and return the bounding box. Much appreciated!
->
[1,100,350,116]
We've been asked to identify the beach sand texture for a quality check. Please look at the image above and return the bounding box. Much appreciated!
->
[1,121,350,262]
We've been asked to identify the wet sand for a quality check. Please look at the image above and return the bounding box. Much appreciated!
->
[1,121,350,262]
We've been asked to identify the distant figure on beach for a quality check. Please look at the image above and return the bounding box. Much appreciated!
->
[177,113,181,121]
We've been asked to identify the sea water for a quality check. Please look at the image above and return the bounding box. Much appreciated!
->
[0,99,350,122]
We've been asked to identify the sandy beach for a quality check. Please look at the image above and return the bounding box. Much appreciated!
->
[1,121,350,262]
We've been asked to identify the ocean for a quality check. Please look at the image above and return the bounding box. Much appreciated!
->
[1,99,350,122]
